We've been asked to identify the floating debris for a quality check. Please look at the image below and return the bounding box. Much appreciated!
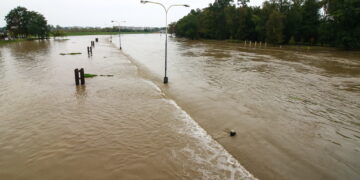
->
[230,130,237,137]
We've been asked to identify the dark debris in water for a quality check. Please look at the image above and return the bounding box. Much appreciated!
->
[60,52,82,56]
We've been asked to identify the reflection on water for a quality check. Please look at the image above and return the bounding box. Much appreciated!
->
[120,34,360,180]
[75,85,87,102]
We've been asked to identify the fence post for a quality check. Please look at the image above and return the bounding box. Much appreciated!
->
[74,69,80,85]
[80,68,85,85]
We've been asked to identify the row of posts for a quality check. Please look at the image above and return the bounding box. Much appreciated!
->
[75,38,100,85]
[243,41,284,48]
[244,41,268,48]
[87,39,98,56]
[87,38,99,56]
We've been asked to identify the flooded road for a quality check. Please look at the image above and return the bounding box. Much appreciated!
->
[118,34,360,180]
[0,36,255,180]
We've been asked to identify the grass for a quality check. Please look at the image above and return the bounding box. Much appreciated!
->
[0,39,28,45]
[60,52,82,55]
[83,74,114,78]
[84,74,98,78]
[63,31,156,36]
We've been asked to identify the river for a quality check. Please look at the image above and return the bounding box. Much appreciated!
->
[118,34,360,180]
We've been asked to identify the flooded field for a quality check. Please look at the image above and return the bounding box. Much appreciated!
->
[118,34,360,180]
[0,36,255,180]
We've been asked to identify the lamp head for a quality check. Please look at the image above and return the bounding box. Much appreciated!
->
[141,0,148,4]
[184,4,190,7]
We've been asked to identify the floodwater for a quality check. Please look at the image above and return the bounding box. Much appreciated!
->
[0,36,255,180]
[117,34,360,180]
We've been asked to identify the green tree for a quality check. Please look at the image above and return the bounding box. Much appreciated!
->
[5,6,29,38]
[174,0,359,50]
[168,22,176,34]
[5,6,49,39]
[300,0,320,44]
[266,10,285,44]
[27,11,50,38]
[321,0,360,49]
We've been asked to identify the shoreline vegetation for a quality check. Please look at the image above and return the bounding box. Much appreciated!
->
[173,0,360,50]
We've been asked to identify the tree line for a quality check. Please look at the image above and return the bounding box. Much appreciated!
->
[3,6,163,40]
[51,25,163,33]
[174,0,360,50]
[5,6,50,39]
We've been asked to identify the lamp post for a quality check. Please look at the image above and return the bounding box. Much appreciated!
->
[141,0,189,84]
[111,20,126,50]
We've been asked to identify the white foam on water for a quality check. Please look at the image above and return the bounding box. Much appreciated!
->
[166,99,257,180]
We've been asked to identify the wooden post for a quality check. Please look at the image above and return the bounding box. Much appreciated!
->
[74,69,80,85]
[87,47,90,55]
[79,68,85,85]
[95,38,98,42]
[250,41,252,47]
[244,40,247,47]
[255,41,257,48]
[90,47,92,55]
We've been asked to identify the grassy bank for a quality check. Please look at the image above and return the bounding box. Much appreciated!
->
[64,31,156,36]
[0,39,30,45]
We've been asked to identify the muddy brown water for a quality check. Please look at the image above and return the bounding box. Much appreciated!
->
[118,34,360,180]
[1,34,359,180]
[0,36,255,180]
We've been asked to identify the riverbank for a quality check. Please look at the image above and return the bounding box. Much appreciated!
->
[0,32,157,45]
[0,38,36,45]
[0,35,256,180]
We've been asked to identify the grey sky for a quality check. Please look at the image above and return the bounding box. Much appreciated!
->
[1,0,264,27]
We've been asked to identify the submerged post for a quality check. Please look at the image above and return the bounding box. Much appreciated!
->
[74,69,80,85]
[95,38,98,42]
[90,47,93,55]
[79,68,85,85]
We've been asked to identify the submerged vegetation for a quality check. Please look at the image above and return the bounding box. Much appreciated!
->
[84,74,98,78]
[84,74,114,78]
[174,0,360,50]
[59,52,82,55]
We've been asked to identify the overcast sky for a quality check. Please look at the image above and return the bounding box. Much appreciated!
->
[1,0,264,27]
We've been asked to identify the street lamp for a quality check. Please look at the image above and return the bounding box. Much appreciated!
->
[111,20,126,50]
[141,0,189,84]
